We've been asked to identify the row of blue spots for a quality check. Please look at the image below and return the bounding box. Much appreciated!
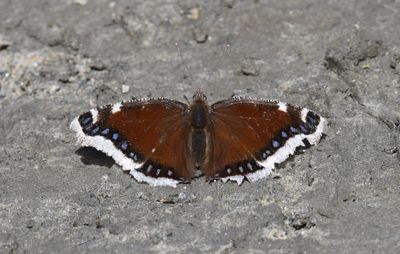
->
[223,160,261,176]
[259,124,310,161]
[262,149,272,159]
[81,117,141,163]
[110,134,139,162]
[141,162,175,178]
[87,124,139,163]
[128,152,138,161]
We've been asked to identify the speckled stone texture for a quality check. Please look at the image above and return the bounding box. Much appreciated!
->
[0,0,399,253]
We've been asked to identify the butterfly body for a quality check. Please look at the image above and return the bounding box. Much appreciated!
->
[70,91,326,187]
[188,94,210,172]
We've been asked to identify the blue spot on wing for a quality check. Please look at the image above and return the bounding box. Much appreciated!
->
[272,140,280,148]
[112,133,119,141]
[121,141,128,150]
[91,126,100,135]
[101,128,110,135]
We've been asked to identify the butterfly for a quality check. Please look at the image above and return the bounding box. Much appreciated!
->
[70,91,326,187]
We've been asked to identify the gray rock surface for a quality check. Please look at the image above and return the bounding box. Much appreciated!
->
[0,0,399,253]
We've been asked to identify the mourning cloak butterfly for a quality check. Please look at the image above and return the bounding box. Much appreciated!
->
[70,91,326,187]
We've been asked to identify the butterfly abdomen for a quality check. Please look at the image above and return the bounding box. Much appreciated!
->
[189,129,208,168]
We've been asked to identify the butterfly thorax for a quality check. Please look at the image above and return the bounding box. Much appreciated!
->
[190,96,209,129]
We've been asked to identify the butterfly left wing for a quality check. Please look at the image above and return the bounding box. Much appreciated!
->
[206,97,326,184]
[70,98,191,187]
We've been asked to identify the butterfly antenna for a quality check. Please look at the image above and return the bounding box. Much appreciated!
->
[183,94,190,104]
[175,42,194,85]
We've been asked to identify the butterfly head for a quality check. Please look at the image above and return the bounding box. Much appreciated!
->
[192,90,207,102]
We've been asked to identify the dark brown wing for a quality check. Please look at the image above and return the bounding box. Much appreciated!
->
[206,97,326,184]
[70,98,191,187]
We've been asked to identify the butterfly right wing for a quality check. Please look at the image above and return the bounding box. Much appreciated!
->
[206,97,326,184]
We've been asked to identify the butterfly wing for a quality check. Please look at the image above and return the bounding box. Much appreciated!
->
[70,98,191,187]
[206,97,326,184]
